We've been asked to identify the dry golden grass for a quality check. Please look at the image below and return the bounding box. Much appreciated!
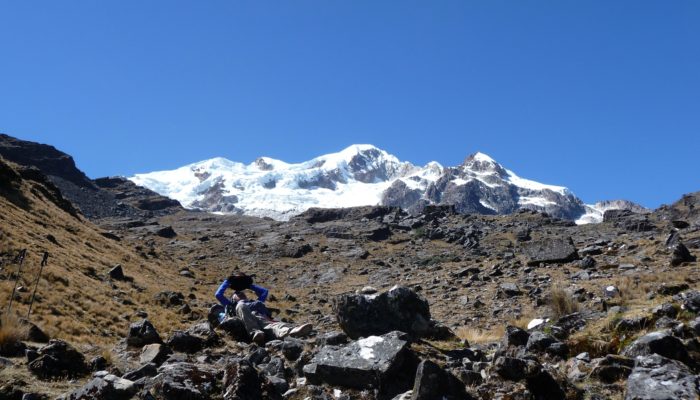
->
[455,325,505,345]
[549,286,580,319]
[0,162,196,345]
[0,314,29,352]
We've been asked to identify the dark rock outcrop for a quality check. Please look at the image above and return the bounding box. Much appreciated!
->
[334,286,431,339]
[126,320,163,348]
[27,340,88,379]
[522,237,579,265]
[624,354,700,400]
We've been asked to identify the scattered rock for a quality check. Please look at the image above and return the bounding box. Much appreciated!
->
[410,360,471,400]
[140,343,172,366]
[108,265,126,280]
[670,243,696,266]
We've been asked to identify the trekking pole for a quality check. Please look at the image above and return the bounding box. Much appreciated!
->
[6,249,27,314]
[26,252,49,320]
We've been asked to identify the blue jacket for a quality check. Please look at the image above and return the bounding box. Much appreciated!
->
[215,280,270,316]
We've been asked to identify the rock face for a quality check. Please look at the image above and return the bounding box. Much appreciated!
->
[303,331,410,389]
[625,354,700,400]
[522,237,579,265]
[0,134,182,219]
[27,340,88,379]
[334,286,431,339]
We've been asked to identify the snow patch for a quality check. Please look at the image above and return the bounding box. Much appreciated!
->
[357,336,384,360]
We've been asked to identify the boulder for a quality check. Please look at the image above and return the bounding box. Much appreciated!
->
[154,291,185,308]
[217,317,249,342]
[151,362,219,400]
[140,343,172,366]
[410,360,471,400]
[334,286,431,339]
[167,331,205,354]
[108,265,126,280]
[526,332,568,358]
[126,319,163,348]
[670,243,696,266]
[222,359,279,400]
[27,340,88,379]
[621,331,691,367]
[303,331,409,389]
[625,354,700,400]
[155,226,177,238]
[503,326,529,348]
[679,291,700,313]
[65,373,137,400]
[589,355,635,383]
[498,283,522,298]
[522,237,579,266]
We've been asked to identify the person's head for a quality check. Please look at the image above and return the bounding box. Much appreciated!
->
[227,272,253,291]
[232,291,248,302]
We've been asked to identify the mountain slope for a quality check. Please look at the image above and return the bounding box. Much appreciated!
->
[131,145,606,222]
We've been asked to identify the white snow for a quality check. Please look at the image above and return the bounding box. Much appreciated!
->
[518,196,557,207]
[505,169,568,195]
[129,146,594,222]
[357,336,384,360]
[527,318,548,330]
[479,200,496,211]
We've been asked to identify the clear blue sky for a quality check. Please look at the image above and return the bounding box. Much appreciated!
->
[1,1,698,208]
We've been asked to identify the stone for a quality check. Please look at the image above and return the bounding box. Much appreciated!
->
[670,243,696,266]
[410,360,471,400]
[154,291,185,307]
[303,331,409,389]
[122,363,158,381]
[499,283,522,297]
[652,303,678,319]
[522,237,578,266]
[625,354,699,400]
[217,317,249,342]
[140,343,172,366]
[155,226,177,238]
[108,265,126,280]
[65,374,137,400]
[493,357,538,381]
[222,359,265,400]
[621,331,691,366]
[281,339,304,361]
[679,291,700,313]
[167,331,205,354]
[27,339,88,379]
[503,326,529,347]
[526,332,568,357]
[589,355,635,383]
[126,320,162,348]
[316,331,348,346]
[333,286,431,339]
[151,362,219,400]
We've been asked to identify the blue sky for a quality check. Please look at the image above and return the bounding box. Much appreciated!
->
[1,1,698,208]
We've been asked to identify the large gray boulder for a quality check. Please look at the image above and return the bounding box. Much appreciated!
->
[621,331,691,367]
[625,354,700,400]
[303,331,409,389]
[27,340,88,379]
[150,362,219,400]
[66,372,138,400]
[522,237,579,265]
[333,286,431,339]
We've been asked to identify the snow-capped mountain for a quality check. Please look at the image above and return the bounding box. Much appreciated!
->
[575,200,650,225]
[129,145,634,223]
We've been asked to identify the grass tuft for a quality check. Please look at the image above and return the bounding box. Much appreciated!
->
[549,286,580,319]
[0,314,29,353]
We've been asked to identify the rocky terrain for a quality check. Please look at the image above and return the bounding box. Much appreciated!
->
[0,133,699,399]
